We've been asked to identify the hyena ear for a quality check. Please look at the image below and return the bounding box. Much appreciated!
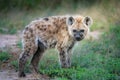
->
[66,16,75,26]
[83,16,93,27]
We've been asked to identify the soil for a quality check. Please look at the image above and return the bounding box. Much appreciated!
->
[0,31,101,80]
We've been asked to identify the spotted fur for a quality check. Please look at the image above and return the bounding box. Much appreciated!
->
[18,15,92,77]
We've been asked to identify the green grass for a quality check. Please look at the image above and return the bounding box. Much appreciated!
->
[0,52,11,62]
[38,44,120,80]
[17,40,22,49]
[10,60,31,73]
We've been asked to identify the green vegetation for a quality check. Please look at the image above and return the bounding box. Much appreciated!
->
[17,40,22,49]
[0,0,97,11]
[0,52,11,62]
[10,59,31,73]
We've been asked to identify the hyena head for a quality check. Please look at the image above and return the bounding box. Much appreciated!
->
[66,16,93,41]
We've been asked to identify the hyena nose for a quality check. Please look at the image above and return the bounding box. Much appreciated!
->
[75,35,80,41]
[80,33,83,37]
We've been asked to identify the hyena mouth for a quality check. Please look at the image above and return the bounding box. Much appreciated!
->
[75,37,83,41]
[75,36,84,41]
[75,37,81,41]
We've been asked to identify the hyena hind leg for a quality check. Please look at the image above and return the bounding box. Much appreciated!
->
[18,42,37,77]
[18,26,38,77]
[19,51,34,77]
[31,40,46,73]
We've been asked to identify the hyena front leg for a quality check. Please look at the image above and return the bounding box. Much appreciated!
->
[67,49,72,68]
[59,49,72,68]
[57,42,74,68]
[31,40,46,73]
[57,47,70,68]
[67,43,75,67]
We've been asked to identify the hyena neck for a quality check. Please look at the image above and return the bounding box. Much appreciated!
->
[54,16,76,45]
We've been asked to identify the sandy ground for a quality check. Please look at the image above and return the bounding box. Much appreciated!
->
[0,70,50,80]
[0,31,101,80]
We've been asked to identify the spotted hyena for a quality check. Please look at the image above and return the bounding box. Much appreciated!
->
[18,15,92,77]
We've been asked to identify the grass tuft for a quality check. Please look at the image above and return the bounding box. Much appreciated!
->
[0,52,11,62]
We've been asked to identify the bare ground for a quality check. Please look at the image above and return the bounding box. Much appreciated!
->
[0,31,102,80]
[0,70,50,80]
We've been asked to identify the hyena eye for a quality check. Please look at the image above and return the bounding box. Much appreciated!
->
[80,29,85,32]
[73,29,77,32]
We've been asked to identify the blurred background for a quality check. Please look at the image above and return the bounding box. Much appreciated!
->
[0,0,119,33]
[0,0,120,80]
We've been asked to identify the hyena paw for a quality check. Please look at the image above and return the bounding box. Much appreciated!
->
[61,63,71,68]
[18,72,26,77]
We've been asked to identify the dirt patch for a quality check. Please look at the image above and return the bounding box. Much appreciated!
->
[0,70,50,80]
[0,34,20,48]
[0,34,21,59]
